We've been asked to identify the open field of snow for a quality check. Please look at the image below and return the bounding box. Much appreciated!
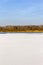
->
[0,33,43,65]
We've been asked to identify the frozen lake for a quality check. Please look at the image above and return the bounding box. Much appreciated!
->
[0,33,43,65]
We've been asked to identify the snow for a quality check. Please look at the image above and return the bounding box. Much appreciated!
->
[0,33,43,65]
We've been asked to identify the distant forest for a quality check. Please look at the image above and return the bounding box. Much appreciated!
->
[0,25,43,32]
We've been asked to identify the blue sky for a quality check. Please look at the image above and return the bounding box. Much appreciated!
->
[0,0,43,25]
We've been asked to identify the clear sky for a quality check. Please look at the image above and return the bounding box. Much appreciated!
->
[0,0,43,25]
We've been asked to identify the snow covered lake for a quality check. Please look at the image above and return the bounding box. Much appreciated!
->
[0,33,43,65]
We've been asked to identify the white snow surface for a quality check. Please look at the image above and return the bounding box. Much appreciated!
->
[0,33,43,65]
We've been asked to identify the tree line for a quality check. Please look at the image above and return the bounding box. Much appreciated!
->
[0,25,43,32]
